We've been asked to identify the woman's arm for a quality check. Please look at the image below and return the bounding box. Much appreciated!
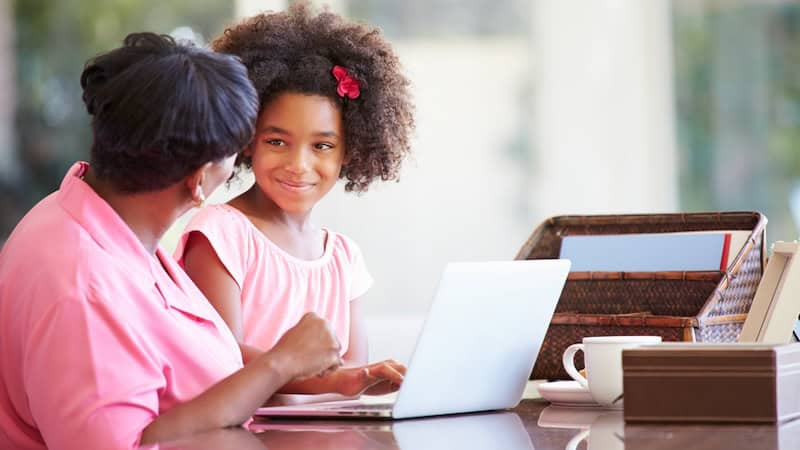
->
[140,312,342,444]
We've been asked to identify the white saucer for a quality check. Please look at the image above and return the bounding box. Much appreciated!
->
[537,380,598,407]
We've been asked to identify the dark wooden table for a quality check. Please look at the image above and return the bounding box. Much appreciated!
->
[149,399,800,449]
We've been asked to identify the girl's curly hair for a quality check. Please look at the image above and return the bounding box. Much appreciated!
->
[212,3,415,193]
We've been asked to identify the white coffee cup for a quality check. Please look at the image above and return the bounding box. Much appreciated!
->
[562,336,662,408]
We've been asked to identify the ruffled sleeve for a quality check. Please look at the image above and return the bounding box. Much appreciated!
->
[174,205,251,290]
[337,233,373,301]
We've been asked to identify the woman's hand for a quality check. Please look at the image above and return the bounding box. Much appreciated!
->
[267,312,343,380]
[332,360,407,396]
[141,313,342,444]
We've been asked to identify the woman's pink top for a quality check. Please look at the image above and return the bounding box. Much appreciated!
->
[174,204,372,355]
[0,162,244,450]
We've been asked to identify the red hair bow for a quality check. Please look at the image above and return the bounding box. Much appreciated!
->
[332,65,360,99]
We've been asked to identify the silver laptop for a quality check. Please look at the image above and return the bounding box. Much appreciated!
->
[255,259,570,420]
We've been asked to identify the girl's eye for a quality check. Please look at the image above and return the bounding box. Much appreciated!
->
[265,139,286,147]
[315,143,334,151]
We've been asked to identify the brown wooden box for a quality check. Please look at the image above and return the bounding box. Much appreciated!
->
[515,212,767,380]
[622,343,800,423]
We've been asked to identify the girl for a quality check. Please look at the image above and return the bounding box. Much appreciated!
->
[176,4,414,396]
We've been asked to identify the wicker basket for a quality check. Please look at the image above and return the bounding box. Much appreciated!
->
[516,212,767,380]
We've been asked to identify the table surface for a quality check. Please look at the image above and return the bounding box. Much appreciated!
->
[150,383,800,450]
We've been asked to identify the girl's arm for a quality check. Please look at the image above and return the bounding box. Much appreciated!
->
[140,312,341,445]
[182,231,404,396]
[341,298,369,366]
[277,359,406,396]
[182,232,259,363]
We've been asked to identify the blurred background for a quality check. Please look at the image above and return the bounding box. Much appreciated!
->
[2,0,799,362]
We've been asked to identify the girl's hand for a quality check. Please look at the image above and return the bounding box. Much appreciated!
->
[333,360,407,397]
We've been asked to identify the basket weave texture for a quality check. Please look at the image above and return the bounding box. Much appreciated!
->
[516,212,767,380]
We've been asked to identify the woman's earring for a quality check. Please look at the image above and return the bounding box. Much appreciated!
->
[194,186,206,208]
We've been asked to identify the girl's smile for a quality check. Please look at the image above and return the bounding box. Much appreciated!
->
[277,179,316,192]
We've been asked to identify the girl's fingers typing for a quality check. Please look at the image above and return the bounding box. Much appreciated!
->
[366,361,405,385]
[384,360,407,376]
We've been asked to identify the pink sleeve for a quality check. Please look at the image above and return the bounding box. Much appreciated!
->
[346,239,373,301]
[174,206,249,290]
[24,295,162,450]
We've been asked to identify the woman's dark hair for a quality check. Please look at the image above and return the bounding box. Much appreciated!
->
[212,3,415,193]
[80,32,259,193]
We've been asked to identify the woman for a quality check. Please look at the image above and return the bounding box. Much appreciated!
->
[0,33,401,450]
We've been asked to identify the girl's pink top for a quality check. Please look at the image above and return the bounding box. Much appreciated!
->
[0,162,244,450]
[174,204,372,355]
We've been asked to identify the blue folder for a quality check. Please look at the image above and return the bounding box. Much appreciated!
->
[559,233,727,272]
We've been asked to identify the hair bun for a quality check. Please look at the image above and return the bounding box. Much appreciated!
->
[80,63,108,116]
[123,32,178,51]
[81,33,179,116]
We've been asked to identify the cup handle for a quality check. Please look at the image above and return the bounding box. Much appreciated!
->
[565,429,590,450]
[562,343,589,389]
